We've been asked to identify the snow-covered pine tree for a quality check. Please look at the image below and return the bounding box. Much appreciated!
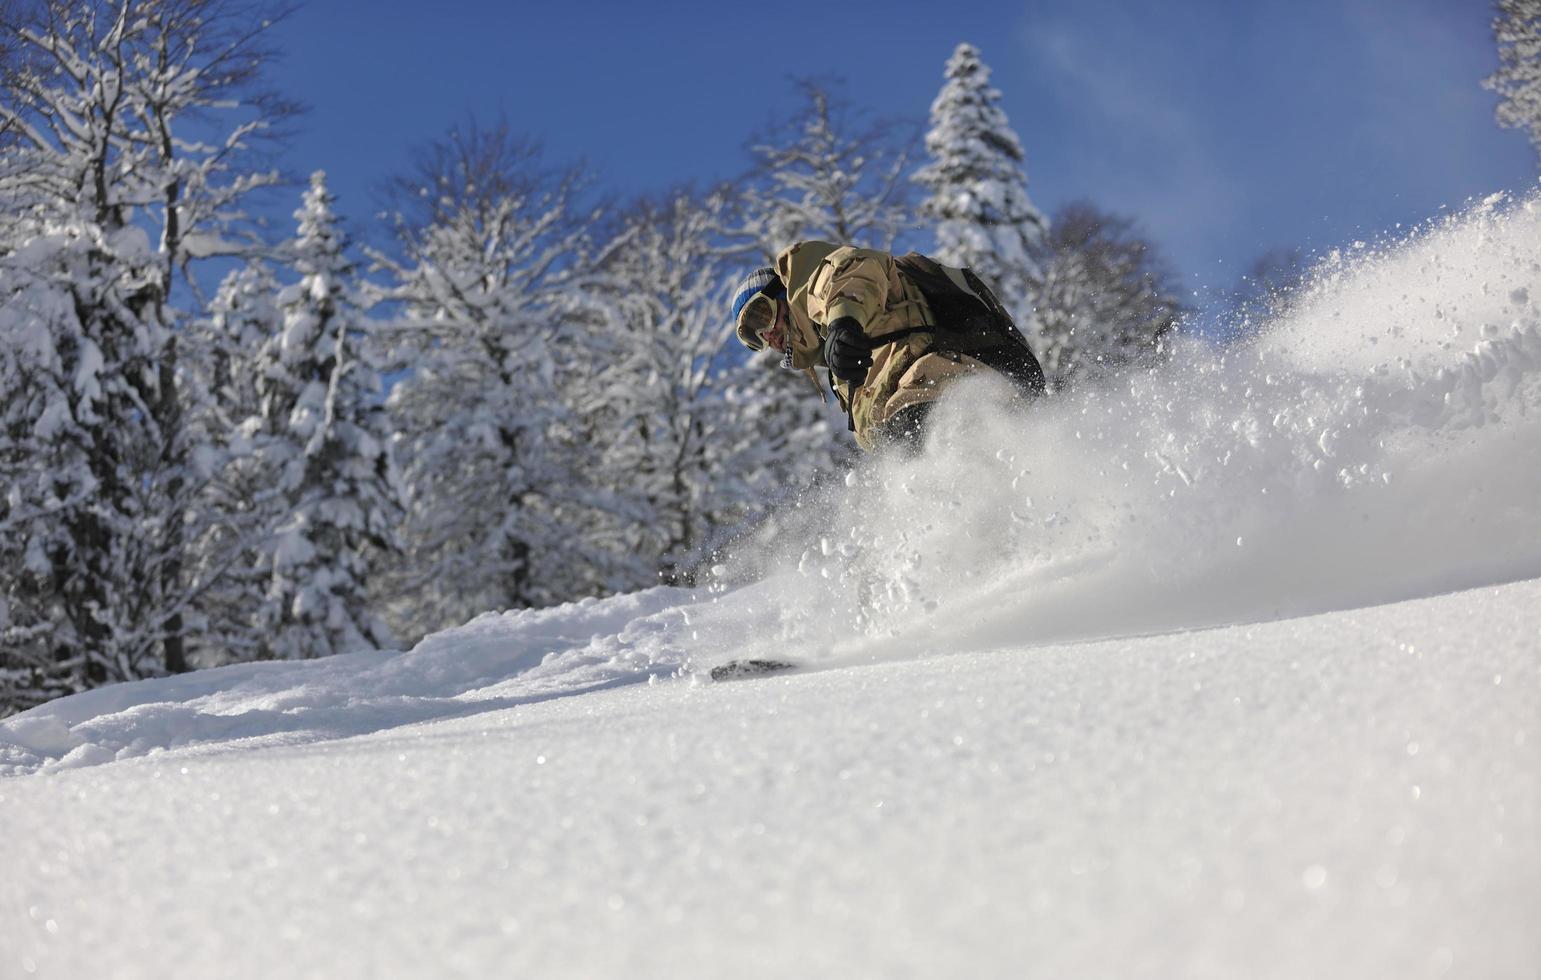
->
[1030,202,1183,387]
[1484,0,1541,161]
[200,263,285,436]
[373,123,620,641]
[913,42,1049,332]
[249,173,400,660]
[740,81,916,261]
[181,260,287,665]
[0,0,293,712]
[0,248,90,710]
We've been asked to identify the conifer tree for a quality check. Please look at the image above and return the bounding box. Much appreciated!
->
[182,260,286,664]
[913,43,1049,328]
[250,173,400,660]
[201,263,285,435]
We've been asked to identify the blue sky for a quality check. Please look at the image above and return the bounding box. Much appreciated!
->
[266,0,1534,304]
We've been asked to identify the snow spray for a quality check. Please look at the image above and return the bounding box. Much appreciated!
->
[726,191,1541,665]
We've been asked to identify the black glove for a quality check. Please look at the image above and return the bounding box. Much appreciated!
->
[823,317,873,384]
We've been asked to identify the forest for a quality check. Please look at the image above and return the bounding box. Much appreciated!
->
[19,0,1535,713]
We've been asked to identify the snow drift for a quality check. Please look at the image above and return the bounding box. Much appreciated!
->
[4,192,1541,776]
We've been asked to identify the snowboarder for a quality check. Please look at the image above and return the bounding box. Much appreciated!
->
[731,241,1045,452]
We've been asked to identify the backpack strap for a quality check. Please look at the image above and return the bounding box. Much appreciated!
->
[861,325,934,348]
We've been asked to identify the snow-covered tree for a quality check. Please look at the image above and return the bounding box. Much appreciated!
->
[587,190,844,585]
[0,252,92,709]
[1484,0,1541,162]
[373,123,621,641]
[740,81,916,261]
[583,193,732,584]
[249,173,400,660]
[180,259,286,665]
[913,43,1049,329]
[1031,202,1182,386]
[0,0,293,712]
[199,262,284,432]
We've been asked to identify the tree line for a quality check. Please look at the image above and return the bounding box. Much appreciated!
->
[0,1,1188,714]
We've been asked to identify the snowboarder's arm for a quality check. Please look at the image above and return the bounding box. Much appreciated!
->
[806,247,892,336]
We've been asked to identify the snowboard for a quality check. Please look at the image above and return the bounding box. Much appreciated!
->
[708,659,799,681]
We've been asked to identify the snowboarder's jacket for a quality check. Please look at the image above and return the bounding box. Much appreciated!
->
[752,241,1044,450]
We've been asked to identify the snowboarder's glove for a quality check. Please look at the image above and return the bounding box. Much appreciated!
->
[823,317,873,384]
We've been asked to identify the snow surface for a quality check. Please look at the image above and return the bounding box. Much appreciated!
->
[3,194,1541,978]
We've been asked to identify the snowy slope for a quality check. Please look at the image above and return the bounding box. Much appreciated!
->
[3,194,1541,978]
[1,580,1537,979]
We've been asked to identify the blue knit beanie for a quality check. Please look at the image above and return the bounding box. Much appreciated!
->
[730,267,785,343]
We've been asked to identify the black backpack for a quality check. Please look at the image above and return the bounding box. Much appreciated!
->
[886,253,1045,396]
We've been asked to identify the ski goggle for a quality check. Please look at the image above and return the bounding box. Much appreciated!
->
[733,276,787,351]
[739,291,780,351]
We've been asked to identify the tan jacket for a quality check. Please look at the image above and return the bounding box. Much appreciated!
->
[774,240,994,450]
